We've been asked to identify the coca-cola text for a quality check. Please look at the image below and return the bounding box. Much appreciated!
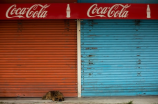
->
[6,4,50,18]
[87,4,130,18]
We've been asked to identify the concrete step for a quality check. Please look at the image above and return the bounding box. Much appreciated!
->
[0,96,158,104]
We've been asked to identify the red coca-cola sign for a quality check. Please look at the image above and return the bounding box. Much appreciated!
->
[0,3,158,19]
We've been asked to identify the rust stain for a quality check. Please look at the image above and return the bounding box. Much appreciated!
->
[62,78,66,80]
[88,55,94,57]
[135,20,140,25]
[86,47,97,50]
[137,72,141,76]
[89,62,93,65]
[138,59,141,64]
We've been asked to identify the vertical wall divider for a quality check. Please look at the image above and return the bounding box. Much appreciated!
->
[77,19,81,97]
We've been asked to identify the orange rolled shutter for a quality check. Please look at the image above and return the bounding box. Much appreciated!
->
[0,20,77,97]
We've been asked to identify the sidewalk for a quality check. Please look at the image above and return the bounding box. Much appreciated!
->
[0,96,158,104]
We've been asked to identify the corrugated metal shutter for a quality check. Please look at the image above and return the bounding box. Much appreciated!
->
[81,20,158,96]
[0,20,77,97]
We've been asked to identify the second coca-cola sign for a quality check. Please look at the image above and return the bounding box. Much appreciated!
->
[87,4,131,18]
[0,3,158,19]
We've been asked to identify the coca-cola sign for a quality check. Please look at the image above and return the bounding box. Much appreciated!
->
[87,4,130,18]
[0,3,158,19]
[6,4,50,18]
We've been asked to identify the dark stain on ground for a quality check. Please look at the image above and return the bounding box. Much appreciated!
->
[89,73,92,75]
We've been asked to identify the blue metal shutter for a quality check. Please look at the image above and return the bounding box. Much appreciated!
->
[81,20,158,96]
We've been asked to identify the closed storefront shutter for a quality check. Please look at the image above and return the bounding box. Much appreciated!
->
[0,20,77,97]
[81,20,158,96]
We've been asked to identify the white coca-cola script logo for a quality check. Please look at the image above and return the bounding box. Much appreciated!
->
[6,4,50,18]
[87,4,130,18]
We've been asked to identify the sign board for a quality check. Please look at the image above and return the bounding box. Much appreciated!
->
[0,3,158,19]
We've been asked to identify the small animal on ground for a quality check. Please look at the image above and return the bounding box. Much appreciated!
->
[42,91,64,101]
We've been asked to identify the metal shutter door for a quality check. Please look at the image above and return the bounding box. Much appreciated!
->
[0,20,77,97]
[81,20,158,96]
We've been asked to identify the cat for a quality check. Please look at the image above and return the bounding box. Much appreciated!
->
[42,91,64,101]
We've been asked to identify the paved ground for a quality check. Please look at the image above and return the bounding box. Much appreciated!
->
[0,96,158,104]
